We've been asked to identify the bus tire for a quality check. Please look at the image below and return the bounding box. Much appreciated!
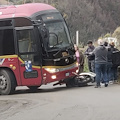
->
[0,69,16,95]
[27,86,39,90]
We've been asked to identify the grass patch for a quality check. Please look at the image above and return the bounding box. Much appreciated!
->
[84,57,89,72]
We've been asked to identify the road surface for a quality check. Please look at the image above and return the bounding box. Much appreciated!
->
[0,83,120,120]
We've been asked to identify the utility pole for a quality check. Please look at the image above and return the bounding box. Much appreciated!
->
[76,31,79,46]
[23,0,26,4]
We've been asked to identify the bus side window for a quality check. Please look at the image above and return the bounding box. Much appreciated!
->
[16,29,39,65]
[0,29,15,55]
[17,29,37,53]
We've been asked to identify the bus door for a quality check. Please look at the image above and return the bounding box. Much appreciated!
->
[16,27,43,86]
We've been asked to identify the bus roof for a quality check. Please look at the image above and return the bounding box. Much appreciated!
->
[0,3,56,19]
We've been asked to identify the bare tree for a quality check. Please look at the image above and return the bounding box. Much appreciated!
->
[5,0,120,43]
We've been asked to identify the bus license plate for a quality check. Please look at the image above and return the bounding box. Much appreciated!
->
[66,73,69,76]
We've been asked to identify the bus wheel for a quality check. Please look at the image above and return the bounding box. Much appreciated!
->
[0,69,16,95]
[27,86,39,91]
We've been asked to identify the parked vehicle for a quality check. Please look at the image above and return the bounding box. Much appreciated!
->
[0,3,78,95]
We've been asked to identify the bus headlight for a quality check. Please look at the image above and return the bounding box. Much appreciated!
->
[45,68,59,73]
[51,75,57,79]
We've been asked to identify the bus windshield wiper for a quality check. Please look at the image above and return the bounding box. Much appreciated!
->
[53,47,63,57]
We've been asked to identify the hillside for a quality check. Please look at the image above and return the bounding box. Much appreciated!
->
[1,0,120,44]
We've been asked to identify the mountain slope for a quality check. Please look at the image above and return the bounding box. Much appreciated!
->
[1,0,120,44]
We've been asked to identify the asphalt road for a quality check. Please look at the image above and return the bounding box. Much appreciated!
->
[0,83,120,120]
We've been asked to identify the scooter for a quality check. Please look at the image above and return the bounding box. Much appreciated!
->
[53,71,96,87]
[72,72,96,86]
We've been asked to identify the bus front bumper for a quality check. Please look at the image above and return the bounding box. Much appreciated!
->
[42,63,78,84]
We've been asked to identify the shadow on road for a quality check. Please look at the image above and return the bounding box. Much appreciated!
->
[13,84,94,95]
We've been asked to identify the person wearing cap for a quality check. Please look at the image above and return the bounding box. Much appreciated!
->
[85,41,95,72]
[93,39,108,88]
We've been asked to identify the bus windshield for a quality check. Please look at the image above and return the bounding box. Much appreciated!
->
[37,13,72,50]
[46,21,71,49]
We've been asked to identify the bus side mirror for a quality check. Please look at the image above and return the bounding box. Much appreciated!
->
[36,23,49,39]
[43,29,48,38]
[42,24,49,38]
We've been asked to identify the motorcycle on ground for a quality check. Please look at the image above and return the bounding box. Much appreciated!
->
[66,72,96,87]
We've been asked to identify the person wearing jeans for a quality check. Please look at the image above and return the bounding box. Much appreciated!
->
[85,41,95,72]
[95,64,108,86]
[110,42,120,82]
[88,60,95,72]
[93,39,108,88]
[104,42,113,83]
[107,48,113,82]
[107,62,113,82]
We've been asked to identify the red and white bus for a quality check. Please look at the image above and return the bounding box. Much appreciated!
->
[0,3,78,95]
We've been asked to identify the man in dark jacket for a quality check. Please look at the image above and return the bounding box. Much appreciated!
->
[93,39,108,88]
[85,41,95,72]
[110,42,120,82]
[104,42,113,83]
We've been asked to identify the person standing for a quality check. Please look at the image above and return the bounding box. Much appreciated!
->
[85,41,95,72]
[74,45,84,73]
[110,42,120,82]
[107,48,113,83]
[104,42,113,83]
[93,39,108,88]
[79,50,84,73]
